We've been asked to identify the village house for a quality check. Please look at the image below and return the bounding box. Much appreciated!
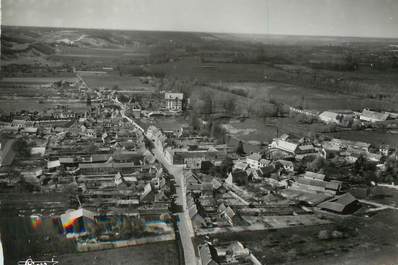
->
[218,204,239,226]
[22,127,38,135]
[21,168,43,184]
[319,110,354,127]
[199,240,261,265]
[233,160,249,171]
[270,137,298,155]
[146,125,167,145]
[270,135,319,160]
[360,109,389,123]
[385,111,398,119]
[79,162,148,174]
[11,119,35,128]
[188,194,207,228]
[245,153,269,169]
[301,171,323,180]
[295,143,319,160]
[317,193,360,215]
[198,243,218,265]
[323,138,371,155]
[164,92,184,111]
[379,145,391,156]
[47,160,61,172]
[0,139,16,167]
[276,160,294,173]
[291,172,342,195]
[168,147,226,169]
[244,167,263,182]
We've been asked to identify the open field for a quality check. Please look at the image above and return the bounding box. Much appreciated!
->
[328,130,398,146]
[0,77,77,83]
[223,117,398,151]
[58,241,179,265]
[2,27,398,113]
[81,73,156,92]
[0,76,88,113]
[0,99,88,113]
[223,117,325,152]
[216,81,398,112]
[57,46,149,57]
[199,210,398,265]
[283,210,398,265]
[147,57,274,82]
[0,77,78,97]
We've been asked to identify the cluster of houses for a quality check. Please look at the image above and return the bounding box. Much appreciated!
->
[199,240,262,265]
[153,125,398,242]
[320,108,398,126]
[290,106,398,128]
[0,96,178,243]
[119,91,185,119]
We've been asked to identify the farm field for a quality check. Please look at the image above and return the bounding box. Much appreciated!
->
[327,130,398,147]
[81,73,156,92]
[147,57,275,82]
[217,81,398,112]
[223,117,398,151]
[0,77,77,83]
[57,46,149,57]
[225,117,325,140]
[0,77,78,97]
[0,99,88,113]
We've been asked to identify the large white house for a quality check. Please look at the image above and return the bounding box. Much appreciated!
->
[319,110,354,127]
[165,92,184,111]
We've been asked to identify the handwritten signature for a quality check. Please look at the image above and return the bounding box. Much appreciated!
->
[18,258,58,265]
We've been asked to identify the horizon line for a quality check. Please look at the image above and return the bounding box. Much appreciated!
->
[2,23,398,40]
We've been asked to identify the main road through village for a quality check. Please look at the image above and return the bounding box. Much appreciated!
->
[114,97,198,265]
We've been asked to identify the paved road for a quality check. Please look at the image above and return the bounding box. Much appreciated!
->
[111,97,197,265]
[152,146,197,265]
[113,98,145,133]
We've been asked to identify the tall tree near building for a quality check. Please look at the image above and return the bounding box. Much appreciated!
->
[200,92,213,114]
[236,140,245,156]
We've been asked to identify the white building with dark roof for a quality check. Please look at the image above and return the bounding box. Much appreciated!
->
[317,193,360,214]
[319,110,354,127]
[165,92,184,111]
[360,109,389,123]
[270,138,298,154]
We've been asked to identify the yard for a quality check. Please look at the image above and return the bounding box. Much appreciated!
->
[58,241,179,265]
[199,210,398,265]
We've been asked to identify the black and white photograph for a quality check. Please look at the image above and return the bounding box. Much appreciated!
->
[0,0,398,264]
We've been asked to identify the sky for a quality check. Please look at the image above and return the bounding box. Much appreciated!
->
[2,0,398,38]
